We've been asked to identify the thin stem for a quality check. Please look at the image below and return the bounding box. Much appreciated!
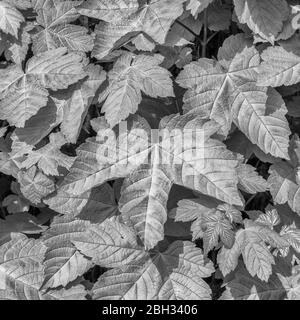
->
[207,31,218,44]
[202,9,208,57]
[175,19,199,39]
[245,194,256,208]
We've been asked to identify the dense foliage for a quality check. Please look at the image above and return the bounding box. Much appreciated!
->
[0,0,300,300]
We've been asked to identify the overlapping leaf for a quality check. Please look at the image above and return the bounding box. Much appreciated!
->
[88,240,214,300]
[100,52,174,127]
[258,46,300,87]
[268,135,300,214]
[233,0,290,44]
[0,0,24,38]
[32,0,93,54]
[60,114,242,249]
[0,47,86,127]
[218,219,289,281]
[177,42,291,159]
[80,0,186,60]
[41,215,91,289]
[0,235,47,300]
[220,261,298,300]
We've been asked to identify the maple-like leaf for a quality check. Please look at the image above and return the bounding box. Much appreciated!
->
[280,224,300,254]
[171,197,241,245]
[86,240,214,300]
[12,98,60,146]
[44,183,118,223]
[60,114,243,249]
[0,47,86,127]
[41,215,91,289]
[0,136,31,178]
[258,46,300,87]
[268,135,300,214]
[248,207,281,230]
[86,0,186,60]
[58,65,106,143]
[0,235,47,300]
[20,132,75,176]
[220,261,297,300]
[4,23,32,65]
[18,166,55,204]
[101,52,174,127]
[237,163,269,194]
[233,0,290,44]
[202,210,235,254]
[32,0,93,54]
[218,220,289,281]
[0,0,24,38]
[72,216,145,267]
[177,45,291,159]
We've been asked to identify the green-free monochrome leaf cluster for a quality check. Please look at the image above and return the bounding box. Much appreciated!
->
[0,0,300,300]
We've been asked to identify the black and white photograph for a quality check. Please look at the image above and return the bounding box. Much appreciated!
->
[0,0,299,304]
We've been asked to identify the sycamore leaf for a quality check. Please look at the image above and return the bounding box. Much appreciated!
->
[172,197,241,244]
[220,262,293,300]
[101,52,174,127]
[268,136,300,214]
[217,33,252,64]
[170,196,220,223]
[91,241,214,300]
[13,98,60,146]
[237,163,269,194]
[280,224,300,254]
[233,0,290,44]
[249,208,281,229]
[0,1,24,38]
[33,0,93,54]
[0,47,86,127]
[218,220,289,281]
[4,23,32,65]
[41,215,90,289]
[0,136,31,178]
[59,65,106,143]
[177,46,291,159]
[72,216,145,268]
[0,236,47,300]
[60,114,242,249]
[44,183,118,223]
[269,162,300,215]
[89,0,185,60]
[202,210,235,254]
[258,46,300,87]
[20,132,75,176]
[217,203,243,224]
[18,166,55,204]
[131,33,155,51]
